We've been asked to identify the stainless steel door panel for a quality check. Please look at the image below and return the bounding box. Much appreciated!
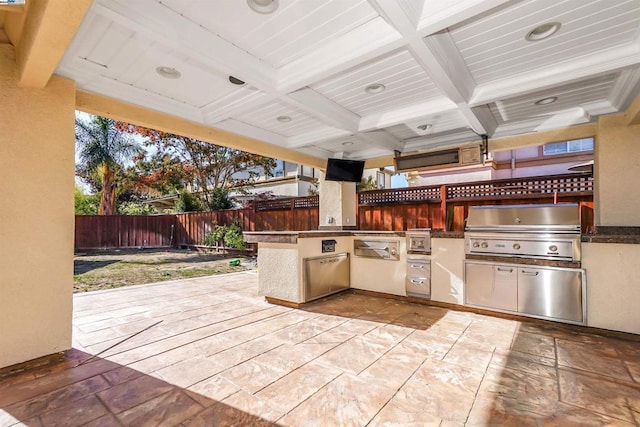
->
[304,253,350,302]
[465,261,517,311]
[464,262,494,307]
[517,267,583,322]
[493,266,518,311]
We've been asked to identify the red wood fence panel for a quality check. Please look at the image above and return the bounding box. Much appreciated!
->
[75,173,594,249]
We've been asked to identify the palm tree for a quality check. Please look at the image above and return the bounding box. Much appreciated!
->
[75,115,140,215]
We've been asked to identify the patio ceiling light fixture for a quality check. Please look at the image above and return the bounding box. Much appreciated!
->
[535,96,558,106]
[155,66,181,79]
[247,0,279,14]
[277,115,292,123]
[228,76,246,85]
[365,83,386,94]
[525,22,561,41]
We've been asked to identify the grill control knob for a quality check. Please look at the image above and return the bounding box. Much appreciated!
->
[472,241,480,248]
[513,243,521,250]
[549,245,558,252]
[481,242,489,249]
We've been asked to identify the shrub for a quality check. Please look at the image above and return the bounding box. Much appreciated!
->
[175,190,202,212]
[207,187,234,210]
[204,223,245,250]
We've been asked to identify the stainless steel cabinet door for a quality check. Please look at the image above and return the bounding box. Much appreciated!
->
[517,267,583,323]
[304,254,350,302]
[465,262,517,311]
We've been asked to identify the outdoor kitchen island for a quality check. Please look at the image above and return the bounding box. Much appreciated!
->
[244,230,464,306]
[245,229,640,337]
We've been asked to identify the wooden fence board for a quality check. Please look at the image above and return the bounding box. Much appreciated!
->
[75,174,595,249]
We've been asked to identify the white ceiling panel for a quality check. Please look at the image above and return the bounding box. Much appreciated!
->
[233,100,333,137]
[450,0,640,84]
[162,0,378,68]
[495,73,617,122]
[312,49,442,116]
[56,0,640,162]
[386,124,419,140]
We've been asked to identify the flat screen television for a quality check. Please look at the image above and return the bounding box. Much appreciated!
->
[325,158,365,182]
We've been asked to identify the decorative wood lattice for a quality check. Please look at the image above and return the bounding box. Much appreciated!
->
[359,186,441,205]
[447,173,593,200]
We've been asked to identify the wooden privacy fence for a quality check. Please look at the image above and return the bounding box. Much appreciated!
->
[75,196,320,250]
[75,173,593,250]
[358,172,594,232]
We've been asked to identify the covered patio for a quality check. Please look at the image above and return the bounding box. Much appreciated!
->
[1,272,638,426]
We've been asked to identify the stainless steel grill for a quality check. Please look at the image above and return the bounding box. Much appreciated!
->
[463,203,586,325]
[464,204,581,262]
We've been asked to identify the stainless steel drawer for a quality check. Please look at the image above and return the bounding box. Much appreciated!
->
[406,259,430,298]
[353,239,399,260]
[407,259,430,278]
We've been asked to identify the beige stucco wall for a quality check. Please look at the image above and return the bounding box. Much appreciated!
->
[351,237,406,295]
[257,237,352,303]
[257,243,300,302]
[595,115,640,226]
[318,178,356,228]
[430,238,465,305]
[0,45,75,368]
[583,243,640,334]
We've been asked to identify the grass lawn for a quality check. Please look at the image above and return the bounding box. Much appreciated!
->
[73,248,253,293]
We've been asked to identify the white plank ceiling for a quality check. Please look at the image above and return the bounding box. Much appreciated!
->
[57,0,640,161]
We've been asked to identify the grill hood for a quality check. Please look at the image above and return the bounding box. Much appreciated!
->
[465,204,580,233]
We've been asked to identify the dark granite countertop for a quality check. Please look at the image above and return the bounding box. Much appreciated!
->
[581,226,640,244]
[431,230,465,239]
[244,229,465,244]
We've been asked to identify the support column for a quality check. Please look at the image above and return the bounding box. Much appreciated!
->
[318,174,357,230]
[594,113,640,226]
[0,44,76,368]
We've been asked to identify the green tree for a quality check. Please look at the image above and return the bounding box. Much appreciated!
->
[116,124,276,209]
[74,185,99,215]
[359,175,381,191]
[117,201,158,215]
[175,190,202,212]
[208,187,233,210]
[75,115,141,215]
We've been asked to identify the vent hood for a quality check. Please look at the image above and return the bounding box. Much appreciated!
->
[394,145,482,172]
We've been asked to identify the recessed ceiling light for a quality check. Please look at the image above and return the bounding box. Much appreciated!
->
[342,141,354,146]
[535,96,558,105]
[365,83,386,94]
[276,115,292,123]
[156,66,181,79]
[417,124,432,131]
[228,76,246,85]
[525,22,561,41]
[247,0,279,14]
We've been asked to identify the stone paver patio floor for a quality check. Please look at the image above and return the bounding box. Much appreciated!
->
[1,271,639,426]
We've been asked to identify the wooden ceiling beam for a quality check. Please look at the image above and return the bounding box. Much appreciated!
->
[15,0,91,88]
[76,90,327,169]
